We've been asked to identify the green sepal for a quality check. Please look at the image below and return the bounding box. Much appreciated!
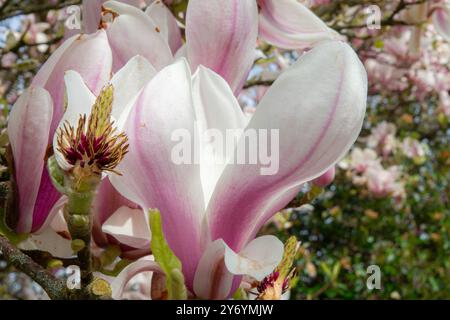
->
[47,155,66,194]
[149,209,187,300]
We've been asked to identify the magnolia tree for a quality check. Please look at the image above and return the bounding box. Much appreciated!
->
[0,0,448,300]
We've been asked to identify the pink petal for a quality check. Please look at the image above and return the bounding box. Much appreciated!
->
[432,5,450,42]
[186,0,258,94]
[31,36,77,87]
[103,0,173,71]
[110,256,163,300]
[7,87,56,233]
[110,55,157,128]
[224,235,284,281]
[82,0,105,34]
[109,59,206,288]
[192,66,247,205]
[146,1,183,54]
[18,200,73,258]
[258,0,339,50]
[193,239,234,299]
[207,41,368,251]
[33,30,112,135]
[53,70,96,170]
[93,177,139,247]
[312,166,336,187]
[82,0,149,34]
[101,206,151,250]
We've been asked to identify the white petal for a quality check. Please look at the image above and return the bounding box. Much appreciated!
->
[110,55,157,128]
[193,239,234,299]
[186,0,258,94]
[145,1,183,54]
[32,36,77,86]
[208,41,367,251]
[258,0,339,50]
[102,206,151,250]
[192,66,247,205]
[18,231,73,259]
[52,70,96,170]
[103,0,173,71]
[110,256,162,300]
[7,86,54,233]
[224,235,283,281]
[109,59,206,287]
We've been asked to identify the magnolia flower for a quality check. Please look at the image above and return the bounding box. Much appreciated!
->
[24,20,50,53]
[17,56,156,261]
[367,121,398,157]
[107,41,367,299]
[366,165,405,200]
[57,55,156,243]
[432,1,450,42]
[401,137,427,160]
[350,148,379,174]
[364,59,409,93]
[7,30,112,233]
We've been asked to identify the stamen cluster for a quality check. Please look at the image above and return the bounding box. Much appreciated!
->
[57,85,128,176]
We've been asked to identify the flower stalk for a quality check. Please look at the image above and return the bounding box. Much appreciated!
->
[64,178,100,287]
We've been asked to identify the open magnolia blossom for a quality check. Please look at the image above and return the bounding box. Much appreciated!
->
[53,55,156,255]
[14,55,155,257]
[82,0,338,94]
[52,55,155,172]
[104,40,367,299]
[7,30,113,233]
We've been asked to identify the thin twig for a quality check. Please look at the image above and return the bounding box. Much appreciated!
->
[0,0,82,21]
[0,235,68,299]
[243,79,274,90]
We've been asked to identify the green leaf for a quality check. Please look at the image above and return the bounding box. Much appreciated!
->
[332,262,341,282]
[320,262,332,279]
[149,209,187,300]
